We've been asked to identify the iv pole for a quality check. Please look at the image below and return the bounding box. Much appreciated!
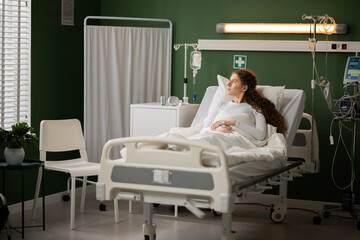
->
[302,14,326,167]
[174,43,198,104]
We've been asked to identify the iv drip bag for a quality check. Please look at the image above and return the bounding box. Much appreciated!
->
[190,50,202,71]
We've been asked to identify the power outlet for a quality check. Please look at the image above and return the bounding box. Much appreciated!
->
[331,43,348,50]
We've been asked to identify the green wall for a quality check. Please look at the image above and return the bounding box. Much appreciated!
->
[100,0,360,203]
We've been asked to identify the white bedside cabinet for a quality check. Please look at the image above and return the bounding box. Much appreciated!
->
[130,103,200,137]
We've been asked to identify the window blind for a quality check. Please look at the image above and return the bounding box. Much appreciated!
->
[0,0,31,130]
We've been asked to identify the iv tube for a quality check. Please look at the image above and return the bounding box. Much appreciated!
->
[193,75,196,101]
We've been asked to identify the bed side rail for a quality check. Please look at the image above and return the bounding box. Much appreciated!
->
[98,137,233,213]
[103,137,227,168]
[288,113,320,173]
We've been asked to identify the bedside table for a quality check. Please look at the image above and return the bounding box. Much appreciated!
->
[130,103,200,137]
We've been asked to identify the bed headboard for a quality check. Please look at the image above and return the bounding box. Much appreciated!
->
[191,86,306,153]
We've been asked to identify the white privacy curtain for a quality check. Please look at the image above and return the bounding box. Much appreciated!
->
[85,25,170,162]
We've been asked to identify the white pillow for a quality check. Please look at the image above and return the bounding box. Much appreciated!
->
[204,75,233,124]
[256,85,285,111]
[205,75,284,124]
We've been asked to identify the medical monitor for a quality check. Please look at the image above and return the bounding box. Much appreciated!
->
[344,56,360,84]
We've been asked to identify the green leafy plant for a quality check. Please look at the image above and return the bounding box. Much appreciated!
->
[0,122,38,148]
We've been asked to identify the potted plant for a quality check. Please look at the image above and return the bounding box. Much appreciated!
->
[0,122,37,166]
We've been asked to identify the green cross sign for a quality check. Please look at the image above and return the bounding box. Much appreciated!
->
[233,55,247,69]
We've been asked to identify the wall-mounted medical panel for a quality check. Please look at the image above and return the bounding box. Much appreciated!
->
[198,40,360,53]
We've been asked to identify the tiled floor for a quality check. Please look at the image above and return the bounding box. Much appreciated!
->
[2,194,360,240]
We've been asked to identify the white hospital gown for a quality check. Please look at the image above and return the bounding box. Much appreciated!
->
[202,101,266,141]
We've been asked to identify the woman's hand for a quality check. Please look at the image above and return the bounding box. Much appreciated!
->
[211,120,236,133]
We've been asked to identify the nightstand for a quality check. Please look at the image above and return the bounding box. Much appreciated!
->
[130,103,200,137]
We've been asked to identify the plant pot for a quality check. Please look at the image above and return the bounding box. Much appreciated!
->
[4,147,25,166]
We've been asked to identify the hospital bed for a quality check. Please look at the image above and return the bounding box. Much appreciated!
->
[97,86,318,240]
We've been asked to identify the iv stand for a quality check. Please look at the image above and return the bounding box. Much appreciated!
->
[302,14,326,167]
[174,43,198,104]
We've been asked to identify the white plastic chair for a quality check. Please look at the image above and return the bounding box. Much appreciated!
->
[32,119,119,229]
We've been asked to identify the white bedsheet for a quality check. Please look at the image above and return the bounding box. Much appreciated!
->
[169,123,287,167]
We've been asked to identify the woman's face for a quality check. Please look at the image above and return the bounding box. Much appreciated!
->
[227,73,247,97]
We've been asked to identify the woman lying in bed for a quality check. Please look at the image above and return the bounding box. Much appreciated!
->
[164,69,289,166]
[205,69,286,140]
[122,69,288,165]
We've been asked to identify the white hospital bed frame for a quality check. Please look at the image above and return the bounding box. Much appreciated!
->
[97,89,319,240]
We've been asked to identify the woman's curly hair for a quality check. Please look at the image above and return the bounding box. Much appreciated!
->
[233,69,287,135]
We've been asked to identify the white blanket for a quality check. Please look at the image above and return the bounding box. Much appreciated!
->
[120,123,287,167]
[168,123,287,167]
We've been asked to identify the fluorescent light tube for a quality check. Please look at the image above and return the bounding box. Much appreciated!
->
[216,23,347,34]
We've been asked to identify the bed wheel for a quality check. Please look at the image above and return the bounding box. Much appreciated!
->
[144,234,156,240]
[62,194,70,202]
[99,203,106,211]
[270,210,285,223]
[221,231,236,240]
[313,216,321,224]
[143,224,156,240]
[211,209,222,216]
[270,204,286,223]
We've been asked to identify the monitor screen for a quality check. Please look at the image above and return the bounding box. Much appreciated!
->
[348,69,360,76]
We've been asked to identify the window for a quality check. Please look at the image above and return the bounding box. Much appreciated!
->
[0,0,31,130]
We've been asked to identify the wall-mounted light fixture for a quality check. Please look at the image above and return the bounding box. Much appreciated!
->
[216,23,347,34]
